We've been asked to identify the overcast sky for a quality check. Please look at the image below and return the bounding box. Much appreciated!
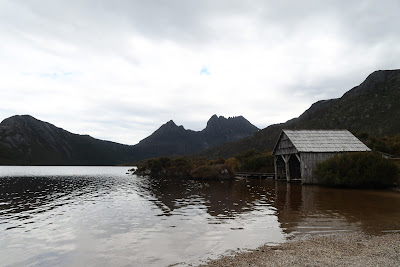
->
[1,0,399,145]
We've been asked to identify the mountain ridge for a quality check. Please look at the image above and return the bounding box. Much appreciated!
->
[0,114,259,165]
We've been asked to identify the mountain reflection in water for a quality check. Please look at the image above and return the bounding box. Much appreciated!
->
[1,166,400,266]
[140,177,275,219]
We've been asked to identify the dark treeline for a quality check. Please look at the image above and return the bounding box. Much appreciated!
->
[357,133,400,157]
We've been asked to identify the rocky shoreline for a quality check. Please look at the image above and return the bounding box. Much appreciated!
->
[197,232,400,266]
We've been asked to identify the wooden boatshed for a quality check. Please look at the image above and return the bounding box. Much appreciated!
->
[272,130,371,184]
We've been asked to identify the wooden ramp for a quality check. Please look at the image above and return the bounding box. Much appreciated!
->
[271,176,302,183]
[236,172,275,179]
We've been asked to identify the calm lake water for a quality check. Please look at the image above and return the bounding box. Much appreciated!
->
[1,166,400,266]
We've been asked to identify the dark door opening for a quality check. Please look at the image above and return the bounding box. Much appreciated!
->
[289,155,301,180]
[276,156,286,179]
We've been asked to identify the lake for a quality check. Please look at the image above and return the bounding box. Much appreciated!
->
[1,166,400,266]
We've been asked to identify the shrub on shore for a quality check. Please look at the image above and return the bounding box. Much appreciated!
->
[190,164,234,180]
[133,157,235,180]
[235,150,274,173]
[314,152,399,188]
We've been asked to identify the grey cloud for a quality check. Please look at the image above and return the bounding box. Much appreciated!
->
[6,1,400,41]
[4,0,400,56]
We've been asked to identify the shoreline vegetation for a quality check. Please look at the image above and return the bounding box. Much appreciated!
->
[130,150,274,180]
[131,157,235,180]
[198,232,400,267]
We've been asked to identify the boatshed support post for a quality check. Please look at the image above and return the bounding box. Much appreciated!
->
[283,154,291,182]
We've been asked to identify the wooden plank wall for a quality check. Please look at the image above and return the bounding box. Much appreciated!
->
[274,133,298,156]
[300,152,338,184]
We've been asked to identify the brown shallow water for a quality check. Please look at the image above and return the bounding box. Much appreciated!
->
[0,166,399,266]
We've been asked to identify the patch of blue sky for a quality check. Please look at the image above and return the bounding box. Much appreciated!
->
[200,66,210,75]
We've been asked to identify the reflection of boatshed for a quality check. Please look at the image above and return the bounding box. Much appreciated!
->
[272,130,371,184]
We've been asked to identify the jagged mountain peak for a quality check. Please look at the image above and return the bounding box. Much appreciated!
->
[204,114,259,133]
[206,114,226,125]
[137,119,188,146]
[158,120,185,131]
[206,114,224,126]
[207,114,246,122]
[166,119,176,125]
[209,114,219,120]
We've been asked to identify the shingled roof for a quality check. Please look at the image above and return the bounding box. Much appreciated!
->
[274,130,371,153]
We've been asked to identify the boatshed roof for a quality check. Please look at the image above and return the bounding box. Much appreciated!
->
[273,129,371,153]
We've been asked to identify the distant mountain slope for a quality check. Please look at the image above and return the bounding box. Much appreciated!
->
[199,69,400,158]
[133,115,259,159]
[133,120,203,159]
[0,115,135,165]
[0,114,259,165]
